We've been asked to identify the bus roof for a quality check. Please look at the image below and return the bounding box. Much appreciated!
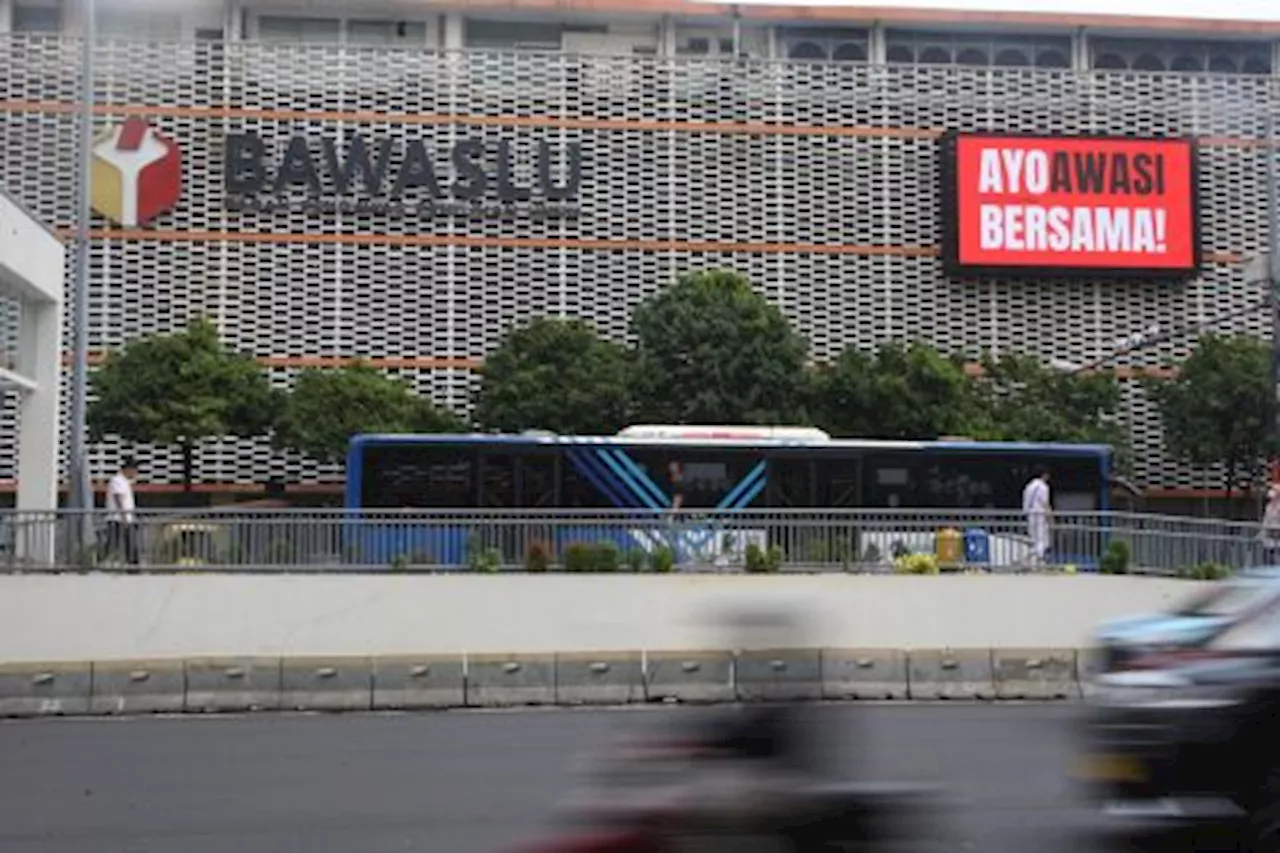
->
[350,432,1112,456]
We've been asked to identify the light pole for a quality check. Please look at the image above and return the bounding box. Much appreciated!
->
[68,0,95,529]
[1266,91,1280,473]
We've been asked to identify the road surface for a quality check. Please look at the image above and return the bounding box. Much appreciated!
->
[0,704,1230,852]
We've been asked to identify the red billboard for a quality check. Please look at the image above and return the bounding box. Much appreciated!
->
[940,132,1201,277]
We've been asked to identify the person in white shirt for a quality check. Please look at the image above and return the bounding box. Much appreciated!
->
[106,457,139,565]
[1021,468,1052,567]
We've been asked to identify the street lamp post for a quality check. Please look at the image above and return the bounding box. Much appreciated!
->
[68,0,95,530]
[1267,93,1280,470]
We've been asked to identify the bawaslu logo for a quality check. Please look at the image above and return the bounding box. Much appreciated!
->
[90,117,182,227]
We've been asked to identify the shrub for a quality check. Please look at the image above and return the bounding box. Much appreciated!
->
[1182,562,1230,580]
[389,554,408,573]
[469,547,502,573]
[563,542,594,573]
[624,549,646,573]
[1100,540,1131,575]
[525,540,552,572]
[862,543,882,564]
[649,544,675,573]
[894,553,939,575]
[745,543,784,573]
[593,541,620,572]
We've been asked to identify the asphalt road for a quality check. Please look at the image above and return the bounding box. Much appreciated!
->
[0,704,1232,853]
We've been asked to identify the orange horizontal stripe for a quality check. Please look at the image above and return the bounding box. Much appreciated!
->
[51,228,1245,265]
[64,227,939,256]
[1,99,938,139]
[2,100,1275,151]
[62,351,1180,378]
[64,352,481,369]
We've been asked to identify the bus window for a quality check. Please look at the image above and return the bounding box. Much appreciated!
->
[766,457,815,507]
[561,454,615,508]
[479,454,516,508]
[629,450,761,509]
[516,453,556,508]
[360,443,475,508]
[816,458,861,507]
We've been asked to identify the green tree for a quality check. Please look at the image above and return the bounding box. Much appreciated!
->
[810,342,977,439]
[630,269,809,424]
[274,361,463,465]
[1146,333,1276,496]
[473,317,631,435]
[970,353,1128,465]
[88,317,281,488]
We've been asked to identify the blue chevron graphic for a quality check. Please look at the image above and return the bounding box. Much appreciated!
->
[565,448,633,508]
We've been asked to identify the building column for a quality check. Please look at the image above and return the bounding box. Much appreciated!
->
[0,0,13,34]
[443,12,463,50]
[15,297,62,563]
[223,0,244,40]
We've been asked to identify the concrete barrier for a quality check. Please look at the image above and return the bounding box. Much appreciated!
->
[372,655,465,710]
[820,649,909,700]
[185,658,282,712]
[554,652,643,705]
[907,649,996,700]
[0,574,1202,663]
[280,657,373,712]
[466,654,555,706]
[0,646,1122,717]
[89,659,185,714]
[0,661,91,716]
[992,649,1079,700]
[735,649,822,702]
[645,651,735,703]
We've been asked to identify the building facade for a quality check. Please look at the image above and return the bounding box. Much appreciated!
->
[0,0,1277,500]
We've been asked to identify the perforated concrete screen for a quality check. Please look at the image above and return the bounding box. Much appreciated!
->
[0,34,1273,492]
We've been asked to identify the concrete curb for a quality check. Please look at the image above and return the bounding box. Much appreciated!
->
[0,647,1091,718]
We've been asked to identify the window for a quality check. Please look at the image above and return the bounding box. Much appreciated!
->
[780,27,868,63]
[360,444,475,508]
[98,10,182,40]
[12,3,59,32]
[258,16,342,43]
[1090,38,1271,75]
[465,19,562,50]
[348,20,428,46]
[861,453,1102,510]
[479,454,516,508]
[886,30,1071,69]
[766,457,815,508]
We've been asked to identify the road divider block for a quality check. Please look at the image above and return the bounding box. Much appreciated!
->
[907,649,996,700]
[554,652,643,705]
[1076,647,1106,699]
[735,648,822,701]
[90,659,185,714]
[185,658,282,712]
[466,654,555,706]
[820,649,909,700]
[372,655,465,709]
[280,657,373,711]
[0,661,92,717]
[993,648,1079,699]
[644,651,734,703]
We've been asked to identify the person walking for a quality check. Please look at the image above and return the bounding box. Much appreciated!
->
[106,457,139,566]
[1022,468,1052,569]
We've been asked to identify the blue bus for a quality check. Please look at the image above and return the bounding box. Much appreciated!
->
[344,426,1112,567]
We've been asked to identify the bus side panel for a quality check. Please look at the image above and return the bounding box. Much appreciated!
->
[351,523,470,568]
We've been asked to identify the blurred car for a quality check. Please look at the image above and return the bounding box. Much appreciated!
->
[1074,566,1280,849]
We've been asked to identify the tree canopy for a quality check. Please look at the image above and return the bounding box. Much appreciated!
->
[629,269,809,424]
[88,317,281,485]
[1146,333,1276,493]
[810,342,977,439]
[472,317,632,435]
[969,353,1127,452]
[274,361,463,465]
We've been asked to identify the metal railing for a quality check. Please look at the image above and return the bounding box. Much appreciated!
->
[0,508,1270,575]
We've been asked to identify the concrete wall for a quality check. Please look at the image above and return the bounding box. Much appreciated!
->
[0,574,1205,663]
